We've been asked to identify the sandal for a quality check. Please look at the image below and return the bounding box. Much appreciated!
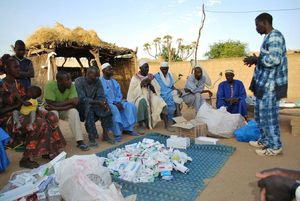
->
[115,136,122,143]
[103,137,116,145]
[88,141,99,148]
[123,131,139,136]
[19,158,39,169]
[77,143,90,151]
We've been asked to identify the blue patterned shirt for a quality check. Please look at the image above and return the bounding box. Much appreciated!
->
[252,29,288,99]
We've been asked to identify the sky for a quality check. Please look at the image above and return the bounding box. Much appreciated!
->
[0,0,300,60]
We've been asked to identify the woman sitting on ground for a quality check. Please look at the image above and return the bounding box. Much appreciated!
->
[0,57,66,169]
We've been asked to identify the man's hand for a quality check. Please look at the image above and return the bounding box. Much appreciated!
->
[207,90,213,97]
[114,102,124,111]
[149,84,156,94]
[184,88,192,93]
[243,53,258,67]
[258,175,296,201]
[140,78,150,88]
[256,168,300,180]
[23,101,32,107]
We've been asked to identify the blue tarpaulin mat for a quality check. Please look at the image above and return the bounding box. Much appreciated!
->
[97,133,235,201]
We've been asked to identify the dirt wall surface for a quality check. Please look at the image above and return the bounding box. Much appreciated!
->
[148,53,300,101]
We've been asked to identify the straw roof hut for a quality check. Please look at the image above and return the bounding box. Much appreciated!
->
[26,23,137,96]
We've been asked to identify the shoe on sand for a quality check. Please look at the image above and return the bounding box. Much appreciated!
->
[255,148,283,156]
[249,141,265,148]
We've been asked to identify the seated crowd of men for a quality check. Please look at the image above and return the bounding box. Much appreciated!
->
[0,40,248,161]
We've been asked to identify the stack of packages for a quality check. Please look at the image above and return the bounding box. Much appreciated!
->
[106,138,192,183]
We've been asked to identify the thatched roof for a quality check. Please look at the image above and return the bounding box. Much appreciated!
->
[26,23,134,61]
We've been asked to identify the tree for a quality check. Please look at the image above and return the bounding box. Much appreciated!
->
[143,35,196,61]
[205,40,248,59]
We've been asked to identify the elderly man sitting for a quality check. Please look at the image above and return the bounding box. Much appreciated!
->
[216,69,247,118]
[127,61,174,132]
[99,63,138,142]
[154,61,182,122]
[182,65,213,112]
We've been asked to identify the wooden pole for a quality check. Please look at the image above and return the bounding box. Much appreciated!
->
[75,57,85,76]
[192,4,206,73]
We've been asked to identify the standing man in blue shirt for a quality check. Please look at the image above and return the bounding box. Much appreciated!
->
[13,40,34,89]
[244,13,288,156]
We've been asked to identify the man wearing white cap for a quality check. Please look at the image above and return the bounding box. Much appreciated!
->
[100,63,138,141]
[154,61,182,124]
[182,64,213,112]
[127,61,170,132]
[216,69,247,118]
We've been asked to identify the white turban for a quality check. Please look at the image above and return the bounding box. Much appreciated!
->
[225,69,234,74]
[193,64,202,69]
[101,63,111,71]
[161,61,169,67]
[139,60,148,67]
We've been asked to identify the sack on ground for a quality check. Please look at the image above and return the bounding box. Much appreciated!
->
[234,120,260,142]
[196,102,246,138]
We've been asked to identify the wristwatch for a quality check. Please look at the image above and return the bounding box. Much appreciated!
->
[292,180,300,201]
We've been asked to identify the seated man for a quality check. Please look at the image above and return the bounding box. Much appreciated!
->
[99,63,138,141]
[75,66,114,147]
[44,71,89,151]
[182,65,212,112]
[154,61,182,122]
[216,69,247,118]
[127,61,174,132]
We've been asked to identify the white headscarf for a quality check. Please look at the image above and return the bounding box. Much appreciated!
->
[101,63,111,71]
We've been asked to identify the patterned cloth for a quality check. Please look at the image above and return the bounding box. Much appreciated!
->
[250,29,287,150]
[251,29,288,100]
[0,79,66,158]
[254,91,281,149]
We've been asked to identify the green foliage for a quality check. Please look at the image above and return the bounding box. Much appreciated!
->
[143,35,196,61]
[160,46,182,61]
[205,40,248,59]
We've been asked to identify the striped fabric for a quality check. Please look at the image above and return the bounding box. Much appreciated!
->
[253,29,288,97]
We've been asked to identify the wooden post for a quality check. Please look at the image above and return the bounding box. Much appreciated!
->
[50,55,57,80]
[193,4,206,73]
[75,57,85,76]
[89,48,101,74]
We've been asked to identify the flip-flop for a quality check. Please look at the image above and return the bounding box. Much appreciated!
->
[137,128,145,135]
[115,136,122,143]
[126,131,139,136]
[77,144,90,151]
[88,141,99,148]
[103,138,116,145]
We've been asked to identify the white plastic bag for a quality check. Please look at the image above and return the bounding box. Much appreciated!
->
[55,155,135,201]
[196,102,246,138]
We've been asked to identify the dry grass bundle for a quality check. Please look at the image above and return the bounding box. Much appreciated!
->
[26,22,103,48]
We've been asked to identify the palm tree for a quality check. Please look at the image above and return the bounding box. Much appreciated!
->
[143,43,156,58]
[163,35,173,61]
[153,37,162,58]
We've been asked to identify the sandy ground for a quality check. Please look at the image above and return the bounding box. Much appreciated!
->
[1,105,300,201]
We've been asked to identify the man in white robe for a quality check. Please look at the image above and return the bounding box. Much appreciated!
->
[127,61,174,132]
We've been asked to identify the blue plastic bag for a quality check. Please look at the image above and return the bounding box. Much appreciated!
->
[0,127,10,172]
[234,120,260,142]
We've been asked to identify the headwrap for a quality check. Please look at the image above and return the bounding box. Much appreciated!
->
[101,63,111,71]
